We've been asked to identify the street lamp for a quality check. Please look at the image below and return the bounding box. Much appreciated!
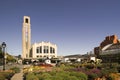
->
[2,42,6,71]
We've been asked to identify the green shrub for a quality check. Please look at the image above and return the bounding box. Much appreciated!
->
[85,64,95,69]
[69,76,79,80]
[88,73,98,80]
[36,72,52,80]
[0,72,14,80]
[70,72,88,80]
[2,72,12,79]
[50,76,63,80]
[33,71,87,80]
[10,67,20,73]
[26,73,39,80]
[0,74,5,80]
[54,71,68,79]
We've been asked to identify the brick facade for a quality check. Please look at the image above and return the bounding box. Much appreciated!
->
[100,35,119,49]
[94,35,119,55]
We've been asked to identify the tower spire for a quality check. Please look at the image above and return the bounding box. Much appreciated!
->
[22,16,31,59]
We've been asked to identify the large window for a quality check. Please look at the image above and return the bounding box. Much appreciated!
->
[50,47,52,53]
[36,46,43,53]
[40,46,42,53]
[50,47,55,53]
[44,46,49,53]
[36,47,39,53]
[53,48,55,53]
[46,46,49,53]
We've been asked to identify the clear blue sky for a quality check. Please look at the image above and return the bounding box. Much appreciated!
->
[0,0,120,56]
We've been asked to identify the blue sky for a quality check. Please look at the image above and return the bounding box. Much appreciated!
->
[0,0,120,56]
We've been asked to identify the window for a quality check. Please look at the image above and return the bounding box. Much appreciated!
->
[44,55,46,57]
[44,46,49,53]
[40,56,42,57]
[44,48,46,53]
[50,47,55,53]
[37,55,39,58]
[36,47,39,53]
[53,48,55,53]
[44,46,46,53]
[46,46,49,53]
[50,47,52,53]
[40,46,42,53]
[25,18,28,23]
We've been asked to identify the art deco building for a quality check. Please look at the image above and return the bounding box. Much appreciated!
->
[22,16,31,59]
[30,42,57,58]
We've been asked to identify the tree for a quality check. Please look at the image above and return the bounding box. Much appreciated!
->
[0,47,3,58]
[6,54,16,63]
[0,48,3,65]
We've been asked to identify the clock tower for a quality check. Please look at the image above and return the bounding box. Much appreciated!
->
[22,16,31,59]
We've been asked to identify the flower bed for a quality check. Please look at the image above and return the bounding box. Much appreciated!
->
[23,63,53,73]
[23,63,120,80]
[0,70,14,80]
[24,71,88,80]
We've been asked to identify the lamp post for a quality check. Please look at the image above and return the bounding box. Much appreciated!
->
[2,42,6,71]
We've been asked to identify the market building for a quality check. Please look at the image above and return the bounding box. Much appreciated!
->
[30,42,57,58]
